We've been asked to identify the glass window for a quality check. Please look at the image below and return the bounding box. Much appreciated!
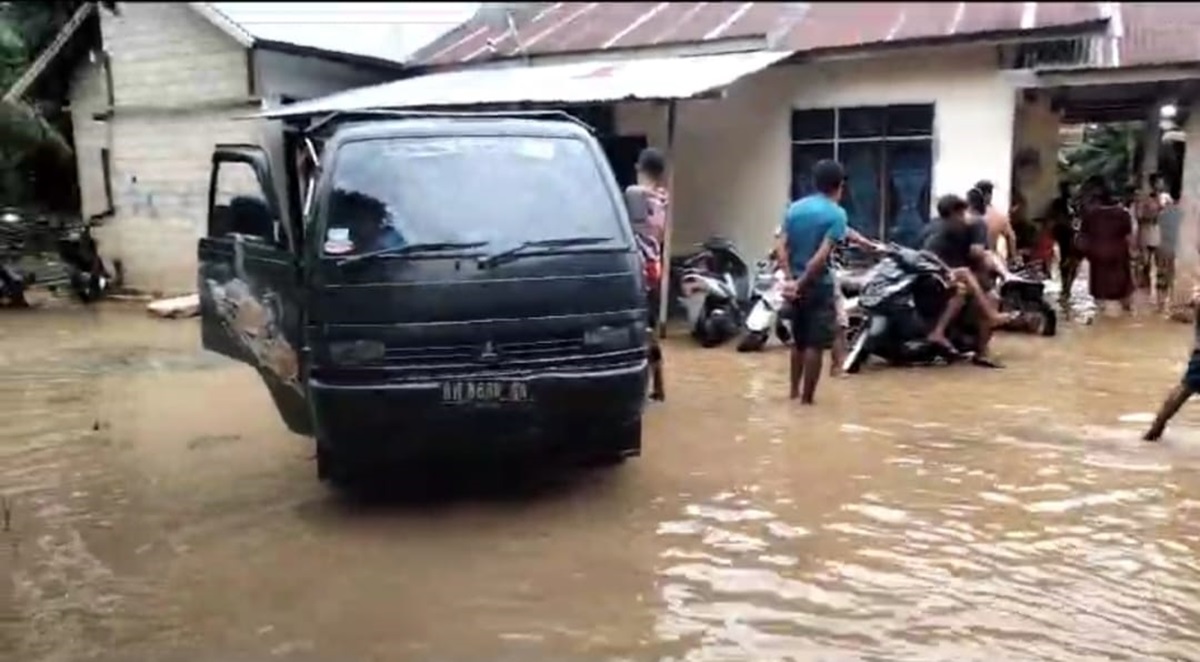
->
[840,142,885,238]
[790,109,835,141]
[790,142,835,201]
[838,107,887,139]
[789,104,935,243]
[884,140,934,247]
[322,136,623,255]
[885,104,935,137]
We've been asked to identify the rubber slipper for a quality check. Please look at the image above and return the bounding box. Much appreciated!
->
[971,355,1004,369]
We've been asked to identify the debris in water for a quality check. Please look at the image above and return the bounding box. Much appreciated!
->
[147,293,200,319]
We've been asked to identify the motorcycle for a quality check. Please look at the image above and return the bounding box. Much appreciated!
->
[995,262,1057,337]
[674,238,749,348]
[842,243,980,374]
[0,209,116,307]
[55,214,116,303]
[0,209,32,308]
[736,254,793,352]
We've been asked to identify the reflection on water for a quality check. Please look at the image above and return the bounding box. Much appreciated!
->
[3,304,1200,661]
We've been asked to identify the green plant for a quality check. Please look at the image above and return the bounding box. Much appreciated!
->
[0,1,100,205]
[1058,122,1142,191]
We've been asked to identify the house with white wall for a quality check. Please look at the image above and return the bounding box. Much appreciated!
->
[31,2,472,294]
[282,1,1133,266]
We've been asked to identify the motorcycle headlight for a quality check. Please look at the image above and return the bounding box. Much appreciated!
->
[583,324,640,351]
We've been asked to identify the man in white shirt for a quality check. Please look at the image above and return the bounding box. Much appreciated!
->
[1147,173,1177,307]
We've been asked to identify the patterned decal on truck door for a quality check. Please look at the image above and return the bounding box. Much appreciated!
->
[201,237,301,393]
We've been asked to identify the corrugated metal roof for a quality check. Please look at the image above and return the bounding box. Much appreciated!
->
[412,2,1109,66]
[1116,3,1200,67]
[259,50,794,119]
[1031,3,1200,73]
[199,3,478,65]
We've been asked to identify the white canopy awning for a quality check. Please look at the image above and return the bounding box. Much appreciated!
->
[260,49,794,119]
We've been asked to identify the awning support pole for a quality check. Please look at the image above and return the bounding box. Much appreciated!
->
[658,100,678,338]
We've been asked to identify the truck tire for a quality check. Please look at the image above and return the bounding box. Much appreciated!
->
[582,419,641,467]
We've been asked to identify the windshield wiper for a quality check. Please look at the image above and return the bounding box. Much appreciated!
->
[335,241,487,267]
[477,236,615,268]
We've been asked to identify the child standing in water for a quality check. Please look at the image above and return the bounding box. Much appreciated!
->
[1144,279,1200,441]
[625,148,669,401]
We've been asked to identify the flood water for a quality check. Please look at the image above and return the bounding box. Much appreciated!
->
[4,302,1200,661]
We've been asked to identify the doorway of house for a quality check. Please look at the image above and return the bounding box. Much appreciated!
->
[601,135,649,189]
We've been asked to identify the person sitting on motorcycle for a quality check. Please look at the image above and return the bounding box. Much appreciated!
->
[922,194,1016,368]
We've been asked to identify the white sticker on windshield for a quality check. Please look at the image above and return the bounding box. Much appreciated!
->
[516,139,556,160]
[324,227,354,255]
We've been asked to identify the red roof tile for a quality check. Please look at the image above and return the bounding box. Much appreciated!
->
[412,2,1111,67]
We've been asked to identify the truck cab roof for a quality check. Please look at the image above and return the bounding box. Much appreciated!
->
[300,111,596,145]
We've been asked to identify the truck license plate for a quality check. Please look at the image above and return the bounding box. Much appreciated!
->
[441,380,531,405]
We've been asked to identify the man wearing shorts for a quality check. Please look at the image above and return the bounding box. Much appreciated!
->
[777,159,848,404]
[1144,277,1200,441]
[625,148,668,401]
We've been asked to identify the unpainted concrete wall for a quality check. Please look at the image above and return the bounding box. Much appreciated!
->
[69,3,398,294]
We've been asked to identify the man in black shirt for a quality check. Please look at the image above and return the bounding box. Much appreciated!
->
[921,194,1014,367]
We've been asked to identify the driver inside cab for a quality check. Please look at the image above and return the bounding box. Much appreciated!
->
[921,194,1016,368]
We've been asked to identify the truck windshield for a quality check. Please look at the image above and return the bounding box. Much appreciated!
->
[320,135,624,257]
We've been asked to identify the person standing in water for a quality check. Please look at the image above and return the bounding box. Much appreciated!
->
[1144,278,1200,441]
[777,159,847,404]
[625,148,668,401]
[1133,177,1164,296]
[1078,178,1135,314]
[1048,182,1082,307]
[976,180,1018,262]
[1149,172,1177,310]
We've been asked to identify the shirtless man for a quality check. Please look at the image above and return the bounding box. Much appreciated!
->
[975,180,1017,263]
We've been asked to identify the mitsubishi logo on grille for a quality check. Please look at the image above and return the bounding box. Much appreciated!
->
[479,340,500,363]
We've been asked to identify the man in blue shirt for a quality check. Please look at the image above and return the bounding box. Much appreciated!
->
[777,159,849,404]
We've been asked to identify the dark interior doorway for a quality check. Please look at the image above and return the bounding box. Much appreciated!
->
[601,135,649,189]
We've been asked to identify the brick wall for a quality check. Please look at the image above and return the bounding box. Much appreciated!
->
[67,3,403,295]
[69,3,258,295]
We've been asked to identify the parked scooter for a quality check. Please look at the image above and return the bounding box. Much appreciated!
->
[995,262,1057,337]
[0,209,31,308]
[842,243,979,373]
[737,253,792,352]
[55,214,116,303]
[674,238,749,348]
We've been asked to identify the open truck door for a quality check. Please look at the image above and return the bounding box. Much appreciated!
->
[197,145,313,436]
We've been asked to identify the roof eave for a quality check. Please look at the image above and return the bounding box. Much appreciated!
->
[781,19,1111,66]
[1035,60,1200,75]
[190,3,410,72]
[407,35,771,76]
[253,40,409,73]
[189,2,254,48]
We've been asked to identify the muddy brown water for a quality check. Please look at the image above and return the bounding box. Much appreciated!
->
[3,303,1200,661]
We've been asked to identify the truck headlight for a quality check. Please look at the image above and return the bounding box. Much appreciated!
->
[583,324,639,351]
[328,339,386,365]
